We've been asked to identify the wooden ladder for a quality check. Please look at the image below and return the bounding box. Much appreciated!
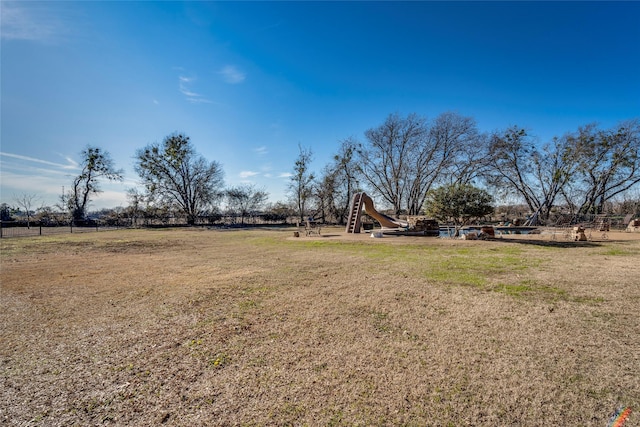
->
[345,193,364,233]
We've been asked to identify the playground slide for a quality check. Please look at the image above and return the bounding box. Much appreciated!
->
[360,193,408,229]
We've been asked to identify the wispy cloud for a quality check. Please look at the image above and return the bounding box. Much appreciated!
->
[239,171,259,179]
[0,152,79,205]
[1,170,128,209]
[254,146,268,156]
[1,153,130,209]
[0,152,78,170]
[178,74,212,104]
[278,172,293,179]
[0,3,67,42]
[219,65,246,84]
[1,170,69,197]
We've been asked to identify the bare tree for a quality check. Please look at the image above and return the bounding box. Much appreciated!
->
[262,201,296,224]
[225,184,268,224]
[357,113,426,216]
[443,131,491,187]
[135,133,225,225]
[314,171,335,224]
[485,127,581,224]
[13,193,39,228]
[406,112,483,214]
[569,120,640,215]
[530,136,579,223]
[487,128,537,210]
[358,112,482,216]
[126,188,146,227]
[288,145,315,222]
[67,146,123,223]
[316,138,360,224]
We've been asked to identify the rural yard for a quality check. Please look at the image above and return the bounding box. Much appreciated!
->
[1,227,639,426]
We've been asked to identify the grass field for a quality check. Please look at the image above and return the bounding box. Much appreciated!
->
[1,227,639,426]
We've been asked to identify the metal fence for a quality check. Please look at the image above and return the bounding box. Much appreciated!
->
[0,217,293,238]
[0,223,125,238]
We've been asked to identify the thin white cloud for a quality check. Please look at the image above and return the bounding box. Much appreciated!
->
[239,171,259,179]
[278,172,293,179]
[0,3,66,42]
[0,152,78,170]
[1,170,68,196]
[1,152,80,205]
[1,154,131,210]
[1,162,72,179]
[219,65,246,84]
[254,146,268,156]
[178,74,212,104]
[178,76,201,97]
[1,170,128,210]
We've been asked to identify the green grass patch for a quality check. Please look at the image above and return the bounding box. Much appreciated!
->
[426,267,487,287]
[494,283,532,296]
[252,233,552,294]
[488,278,569,298]
[422,247,534,289]
[601,247,639,256]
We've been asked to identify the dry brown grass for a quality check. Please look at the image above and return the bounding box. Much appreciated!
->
[1,227,639,426]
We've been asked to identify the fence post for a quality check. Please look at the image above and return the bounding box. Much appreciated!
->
[70,223,73,233]
[40,225,42,236]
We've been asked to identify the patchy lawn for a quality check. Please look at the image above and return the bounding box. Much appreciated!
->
[1,228,639,426]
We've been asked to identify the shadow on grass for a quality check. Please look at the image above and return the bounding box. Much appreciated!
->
[490,237,603,248]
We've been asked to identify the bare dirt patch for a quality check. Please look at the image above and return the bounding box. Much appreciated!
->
[1,227,639,425]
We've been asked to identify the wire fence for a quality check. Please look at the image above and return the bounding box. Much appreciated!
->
[0,215,295,238]
[0,223,126,238]
[3,213,635,239]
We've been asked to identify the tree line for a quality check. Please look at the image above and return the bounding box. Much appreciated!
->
[3,114,639,227]
[292,113,640,225]
[3,134,271,227]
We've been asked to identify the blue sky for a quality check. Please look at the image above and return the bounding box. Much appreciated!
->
[2,1,639,210]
